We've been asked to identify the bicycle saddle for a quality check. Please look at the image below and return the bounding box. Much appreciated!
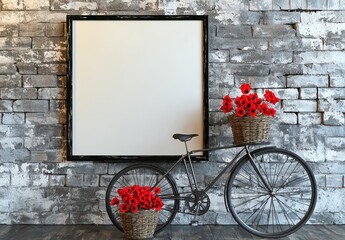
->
[172,133,198,142]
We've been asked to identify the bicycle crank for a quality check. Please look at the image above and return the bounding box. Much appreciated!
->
[186,190,210,215]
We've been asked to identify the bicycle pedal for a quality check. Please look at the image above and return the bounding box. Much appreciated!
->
[190,220,199,226]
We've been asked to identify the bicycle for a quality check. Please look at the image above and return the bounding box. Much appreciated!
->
[105,133,317,238]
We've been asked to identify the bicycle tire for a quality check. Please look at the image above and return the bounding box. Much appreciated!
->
[225,148,317,238]
[105,164,180,233]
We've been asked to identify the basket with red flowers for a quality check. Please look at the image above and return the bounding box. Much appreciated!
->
[110,185,164,239]
[220,83,280,144]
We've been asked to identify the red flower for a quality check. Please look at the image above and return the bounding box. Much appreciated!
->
[221,95,233,113]
[119,203,130,213]
[260,103,270,116]
[131,204,139,213]
[235,107,246,117]
[240,83,251,94]
[129,197,138,206]
[153,187,161,194]
[264,90,280,105]
[269,108,277,117]
[248,107,257,118]
[110,197,120,206]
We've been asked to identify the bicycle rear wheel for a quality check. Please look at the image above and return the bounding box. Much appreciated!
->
[226,148,317,238]
[105,164,179,233]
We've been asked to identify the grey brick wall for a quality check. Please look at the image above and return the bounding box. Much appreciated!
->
[0,0,344,225]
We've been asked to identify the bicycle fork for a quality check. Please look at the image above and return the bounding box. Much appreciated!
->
[245,146,273,192]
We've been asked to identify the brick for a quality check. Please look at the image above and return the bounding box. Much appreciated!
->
[0,100,12,112]
[298,113,322,125]
[249,0,272,10]
[41,50,66,63]
[280,112,298,124]
[35,125,63,137]
[326,137,345,149]
[298,23,345,38]
[38,88,66,99]
[23,75,57,87]
[230,50,271,64]
[83,174,99,187]
[0,174,10,186]
[217,25,251,38]
[30,151,48,161]
[0,64,17,74]
[264,12,300,25]
[24,137,49,150]
[2,113,24,124]
[0,37,31,49]
[300,88,317,99]
[270,63,303,76]
[327,0,340,9]
[295,51,345,64]
[51,0,98,10]
[46,23,65,37]
[32,37,66,50]
[271,51,293,64]
[0,12,25,25]
[13,100,48,112]
[49,175,65,186]
[17,63,37,74]
[318,88,345,99]
[330,75,345,87]
[0,50,17,64]
[270,88,299,100]
[24,0,50,10]
[273,0,290,10]
[37,63,66,75]
[0,25,19,37]
[307,0,327,10]
[0,149,30,161]
[326,175,343,187]
[0,74,21,88]
[290,0,307,9]
[323,112,345,125]
[19,23,45,37]
[319,99,345,112]
[234,76,285,88]
[270,38,322,51]
[325,38,345,50]
[0,137,23,149]
[210,63,269,76]
[1,125,35,137]
[2,0,24,10]
[253,25,296,38]
[287,75,328,87]
[99,175,114,187]
[283,100,317,112]
[1,88,37,99]
[26,112,64,124]
[209,50,229,63]
[303,63,345,75]
[210,38,268,51]
[99,0,139,10]
[31,174,49,187]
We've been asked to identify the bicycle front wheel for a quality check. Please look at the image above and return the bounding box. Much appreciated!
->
[105,164,180,234]
[226,148,317,238]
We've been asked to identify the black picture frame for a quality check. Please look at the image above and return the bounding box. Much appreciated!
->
[66,15,209,161]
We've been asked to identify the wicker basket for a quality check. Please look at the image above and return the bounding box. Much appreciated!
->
[120,209,159,239]
[228,114,272,145]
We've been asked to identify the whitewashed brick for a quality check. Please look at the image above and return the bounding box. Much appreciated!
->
[291,0,307,9]
[270,88,299,100]
[287,75,328,87]
[319,99,345,112]
[2,113,24,124]
[280,112,298,124]
[209,50,229,63]
[1,88,37,99]
[283,100,317,112]
[326,137,345,149]
[330,75,345,87]
[298,23,345,38]
[324,112,345,125]
[326,175,343,188]
[0,100,13,112]
[253,25,296,38]
[249,0,272,10]
[301,88,317,99]
[295,51,345,64]
[298,113,322,125]
[13,100,48,112]
[319,88,345,99]
[0,75,21,88]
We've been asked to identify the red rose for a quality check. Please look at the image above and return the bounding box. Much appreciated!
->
[153,187,161,194]
[131,204,139,213]
[248,107,257,117]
